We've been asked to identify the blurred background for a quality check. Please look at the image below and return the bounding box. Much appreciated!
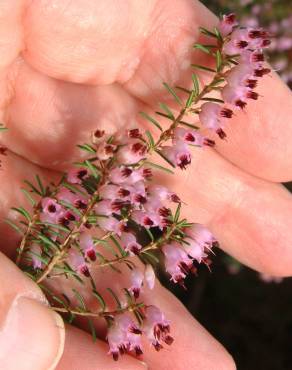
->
[164,1,292,369]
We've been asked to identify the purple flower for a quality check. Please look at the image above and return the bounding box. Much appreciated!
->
[223,29,250,55]
[67,167,89,184]
[79,232,96,261]
[117,141,147,165]
[161,141,192,169]
[184,224,216,262]
[199,102,233,138]
[129,268,144,298]
[222,85,258,109]
[162,243,194,284]
[120,232,142,255]
[30,244,43,270]
[68,249,90,277]
[218,13,238,36]
[143,306,173,351]
[109,166,144,185]
[107,314,142,360]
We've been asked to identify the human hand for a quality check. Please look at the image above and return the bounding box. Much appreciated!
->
[0,0,292,369]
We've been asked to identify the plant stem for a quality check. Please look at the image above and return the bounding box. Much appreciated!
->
[51,302,144,318]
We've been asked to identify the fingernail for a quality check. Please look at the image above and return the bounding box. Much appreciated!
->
[0,296,65,370]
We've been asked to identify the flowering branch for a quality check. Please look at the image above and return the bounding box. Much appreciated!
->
[36,188,101,283]
[8,13,271,361]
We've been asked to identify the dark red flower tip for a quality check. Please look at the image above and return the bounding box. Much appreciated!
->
[142,168,153,179]
[121,167,133,177]
[47,204,57,213]
[252,52,264,62]
[80,265,90,277]
[86,249,96,261]
[225,13,236,24]
[170,193,181,203]
[254,68,271,77]
[248,29,263,39]
[185,132,196,142]
[112,352,119,361]
[118,188,130,197]
[130,327,142,335]
[164,335,174,345]
[153,342,163,352]
[203,138,216,147]
[111,199,129,211]
[247,91,259,100]
[245,79,258,89]
[58,217,70,227]
[134,194,147,204]
[261,39,271,47]
[220,108,233,118]
[135,347,143,356]
[132,287,140,299]
[158,207,171,217]
[75,199,87,209]
[143,216,154,226]
[77,169,88,180]
[237,40,248,49]
[178,154,191,170]
[94,129,105,138]
[0,146,7,155]
[235,99,247,109]
[216,128,227,139]
[131,142,147,155]
[130,245,141,255]
[119,222,130,233]
[128,128,141,138]
[104,144,116,154]
[65,211,76,221]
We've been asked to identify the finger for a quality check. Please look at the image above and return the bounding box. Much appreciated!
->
[57,325,148,370]
[154,146,292,277]
[0,59,141,169]
[22,0,155,85]
[4,0,292,181]
[0,0,24,70]
[47,258,235,370]
[211,72,292,182]
[1,139,292,277]
[0,251,65,370]
[141,283,235,370]
[2,152,234,369]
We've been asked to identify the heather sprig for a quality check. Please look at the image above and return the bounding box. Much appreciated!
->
[8,14,271,361]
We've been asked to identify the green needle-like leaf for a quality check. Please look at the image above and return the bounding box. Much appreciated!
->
[191,64,217,73]
[107,288,122,309]
[163,82,183,105]
[139,111,163,131]
[158,102,175,120]
[12,207,32,222]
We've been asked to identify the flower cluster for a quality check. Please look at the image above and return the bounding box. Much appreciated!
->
[8,14,270,361]
[207,0,292,87]
[107,305,173,360]
[160,13,270,171]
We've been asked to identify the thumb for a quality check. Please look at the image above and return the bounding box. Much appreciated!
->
[0,252,65,370]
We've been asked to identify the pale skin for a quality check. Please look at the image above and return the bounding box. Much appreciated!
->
[0,0,291,369]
